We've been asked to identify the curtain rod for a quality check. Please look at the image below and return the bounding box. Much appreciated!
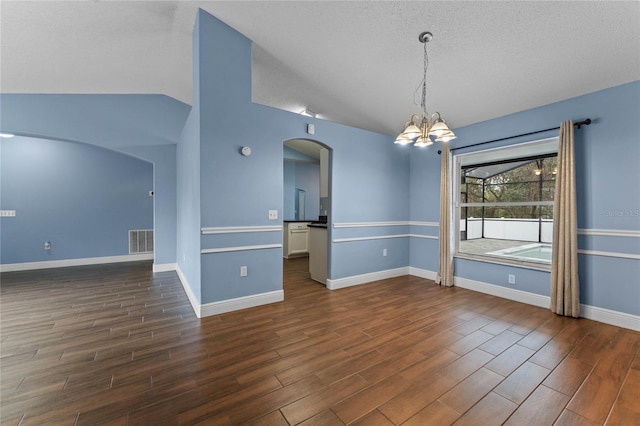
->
[438,118,591,154]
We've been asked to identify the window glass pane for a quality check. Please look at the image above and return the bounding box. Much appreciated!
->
[456,149,557,265]
[541,181,555,201]
[540,205,554,219]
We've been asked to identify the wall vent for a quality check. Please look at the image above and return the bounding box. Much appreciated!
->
[129,229,154,254]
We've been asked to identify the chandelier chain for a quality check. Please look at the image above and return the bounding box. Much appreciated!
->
[422,41,429,114]
[395,31,456,146]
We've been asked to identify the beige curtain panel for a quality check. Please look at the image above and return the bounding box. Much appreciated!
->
[550,120,580,317]
[436,144,454,287]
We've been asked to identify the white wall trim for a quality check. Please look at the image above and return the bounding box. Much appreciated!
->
[452,276,639,331]
[176,264,201,318]
[332,233,437,243]
[410,221,439,227]
[200,290,284,317]
[409,234,439,240]
[326,267,410,290]
[333,234,410,243]
[408,267,437,280]
[578,228,640,238]
[0,253,154,272]
[331,221,438,229]
[153,263,177,273]
[333,221,410,228]
[201,244,282,254]
[201,225,282,234]
[454,253,552,272]
[578,249,640,260]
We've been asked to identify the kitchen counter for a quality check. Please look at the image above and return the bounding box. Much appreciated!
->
[308,223,327,228]
[308,225,327,284]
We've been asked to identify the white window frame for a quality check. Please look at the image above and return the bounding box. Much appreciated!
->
[452,137,559,270]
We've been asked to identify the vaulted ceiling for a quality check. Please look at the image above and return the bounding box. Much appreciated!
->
[1,1,638,136]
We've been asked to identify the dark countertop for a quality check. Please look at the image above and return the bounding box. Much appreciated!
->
[308,223,328,228]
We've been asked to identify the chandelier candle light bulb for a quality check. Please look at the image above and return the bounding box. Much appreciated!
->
[395,31,456,147]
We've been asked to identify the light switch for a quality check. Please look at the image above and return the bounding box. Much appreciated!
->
[268,210,278,220]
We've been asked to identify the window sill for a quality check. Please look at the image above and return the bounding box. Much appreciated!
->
[454,252,552,272]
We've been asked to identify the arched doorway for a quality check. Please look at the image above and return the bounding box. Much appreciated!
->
[282,139,332,292]
[0,135,155,270]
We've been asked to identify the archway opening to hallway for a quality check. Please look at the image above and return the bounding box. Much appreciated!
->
[282,138,332,295]
[0,134,156,270]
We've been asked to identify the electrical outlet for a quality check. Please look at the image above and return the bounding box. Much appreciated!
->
[508,274,516,284]
[383,248,387,257]
[240,266,248,277]
[268,210,278,220]
[44,241,51,250]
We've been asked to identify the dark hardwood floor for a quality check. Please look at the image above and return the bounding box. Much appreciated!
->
[1,258,638,425]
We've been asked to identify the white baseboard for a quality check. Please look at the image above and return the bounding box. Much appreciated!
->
[153,263,177,273]
[200,290,284,317]
[176,264,201,318]
[174,265,284,318]
[326,267,410,290]
[452,276,639,331]
[408,267,437,281]
[581,304,640,331]
[0,254,154,272]
[454,277,551,309]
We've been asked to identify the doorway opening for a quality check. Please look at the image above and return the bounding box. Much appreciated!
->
[0,135,155,271]
[282,138,332,294]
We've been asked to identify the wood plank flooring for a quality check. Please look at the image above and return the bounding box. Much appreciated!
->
[1,258,639,425]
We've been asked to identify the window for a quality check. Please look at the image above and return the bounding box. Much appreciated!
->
[453,138,558,268]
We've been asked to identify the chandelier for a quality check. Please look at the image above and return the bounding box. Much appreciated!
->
[395,31,456,147]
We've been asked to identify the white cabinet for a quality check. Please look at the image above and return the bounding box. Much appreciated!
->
[320,148,329,198]
[284,222,310,258]
[289,227,308,255]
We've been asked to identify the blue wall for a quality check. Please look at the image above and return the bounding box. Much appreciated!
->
[409,81,640,316]
[1,136,153,263]
[0,94,190,269]
[120,144,177,266]
[283,160,320,221]
[175,13,204,302]
[283,160,296,220]
[192,10,409,304]
[0,94,190,148]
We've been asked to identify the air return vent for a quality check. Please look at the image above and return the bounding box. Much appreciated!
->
[129,229,153,254]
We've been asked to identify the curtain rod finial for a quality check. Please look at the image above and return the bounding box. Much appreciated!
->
[576,118,592,129]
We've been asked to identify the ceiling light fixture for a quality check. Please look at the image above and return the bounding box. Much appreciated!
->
[395,32,456,147]
[300,109,317,118]
[0,132,15,138]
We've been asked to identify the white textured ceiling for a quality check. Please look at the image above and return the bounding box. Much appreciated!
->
[1,1,638,136]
